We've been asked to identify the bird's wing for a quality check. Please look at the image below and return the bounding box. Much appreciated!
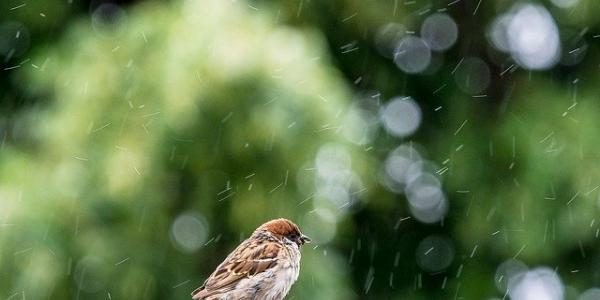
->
[191,238,283,299]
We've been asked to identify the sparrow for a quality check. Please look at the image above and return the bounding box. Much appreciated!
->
[191,218,311,300]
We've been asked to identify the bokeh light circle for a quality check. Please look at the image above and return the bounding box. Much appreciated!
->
[316,143,352,182]
[421,13,458,51]
[487,14,512,53]
[170,211,209,253]
[406,173,448,224]
[380,97,422,138]
[409,196,447,224]
[454,57,491,95]
[384,144,422,188]
[91,3,127,37]
[579,288,600,300]
[342,104,378,145]
[508,267,564,300]
[406,173,443,210]
[495,259,528,293]
[415,235,455,272]
[507,4,561,70]
[394,36,432,74]
[551,0,580,9]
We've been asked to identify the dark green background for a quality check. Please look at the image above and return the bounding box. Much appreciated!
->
[1,0,599,299]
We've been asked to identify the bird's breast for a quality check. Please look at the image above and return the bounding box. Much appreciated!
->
[263,246,301,300]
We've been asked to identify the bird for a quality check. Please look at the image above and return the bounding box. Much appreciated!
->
[191,218,311,300]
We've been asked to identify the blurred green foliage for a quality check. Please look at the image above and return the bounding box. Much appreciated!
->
[2,0,600,299]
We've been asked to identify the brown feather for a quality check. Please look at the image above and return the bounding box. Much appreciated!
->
[191,237,283,299]
[258,219,302,239]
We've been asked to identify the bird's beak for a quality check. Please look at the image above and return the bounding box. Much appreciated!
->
[300,234,311,245]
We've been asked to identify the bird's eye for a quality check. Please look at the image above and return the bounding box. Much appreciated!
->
[289,234,298,240]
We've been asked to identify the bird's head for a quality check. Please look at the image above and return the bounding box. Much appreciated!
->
[258,218,311,247]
